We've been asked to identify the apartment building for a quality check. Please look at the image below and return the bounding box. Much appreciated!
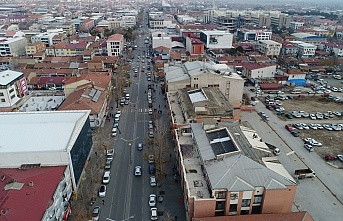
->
[149,13,176,29]
[290,41,316,58]
[290,21,304,30]
[106,34,124,56]
[25,41,46,55]
[237,28,272,41]
[121,16,136,28]
[79,18,95,32]
[200,31,233,49]
[318,42,343,57]
[31,32,59,47]
[164,61,244,105]
[173,122,297,220]
[0,70,27,108]
[186,37,204,55]
[256,40,282,57]
[242,63,277,80]
[0,37,28,57]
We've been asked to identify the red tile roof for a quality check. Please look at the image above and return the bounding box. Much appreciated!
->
[37,76,68,85]
[0,166,66,221]
[108,34,123,41]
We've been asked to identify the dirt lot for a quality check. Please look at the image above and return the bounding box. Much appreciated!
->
[263,95,343,162]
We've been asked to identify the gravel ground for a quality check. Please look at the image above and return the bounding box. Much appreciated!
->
[261,95,343,163]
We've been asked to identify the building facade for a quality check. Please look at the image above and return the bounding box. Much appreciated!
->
[0,37,28,57]
[107,34,124,56]
[200,31,233,49]
[0,70,28,108]
[256,40,282,57]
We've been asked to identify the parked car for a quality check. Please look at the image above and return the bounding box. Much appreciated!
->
[98,185,106,197]
[150,176,157,186]
[285,124,295,132]
[149,194,156,207]
[337,155,343,162]
[92,206,100,221]
[103,171,111,184]
[324,155,337,161]
[290,130,299,137]
[137,143,143,151]
[304,144,314,152]
[150,207,158,220]
[104,159,112,170]
[285,113,293,119]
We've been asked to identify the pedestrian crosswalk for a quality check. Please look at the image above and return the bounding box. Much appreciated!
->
[119,108,150,113]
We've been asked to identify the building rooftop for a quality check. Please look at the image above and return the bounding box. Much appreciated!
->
[0,70,23,86]
[107,34,123,41]
[177,122,295,199]
[0,111,90,153]
[19,96,65,112]
[0,166,66,221]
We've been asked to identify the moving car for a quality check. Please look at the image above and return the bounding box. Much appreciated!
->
[112,127,117,137]
[137,143,143,151]
[135,166,142,176]
[149,194,156,207]
[98,185,106,197]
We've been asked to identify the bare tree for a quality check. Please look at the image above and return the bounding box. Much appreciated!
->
[162,211,174,221]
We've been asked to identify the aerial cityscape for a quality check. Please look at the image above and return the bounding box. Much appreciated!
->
[0,0,343,221]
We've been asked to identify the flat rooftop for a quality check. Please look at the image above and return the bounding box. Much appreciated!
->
[0,110,90,153]
[19,96,65,112]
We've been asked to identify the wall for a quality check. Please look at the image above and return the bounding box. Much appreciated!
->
[261,185,296,213]
[193,199,216,217]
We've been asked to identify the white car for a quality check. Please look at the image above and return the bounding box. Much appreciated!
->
[103,171,111,184]
[309,123,317,130]
[99,185,106,197]
[309,114,316,120]
[149,194,156,207]
[116,110,121,117]
[150,176,157,186]
[310,139,322,146]
[148,108,153,115]
[316,124,324,130]
[300,123,309,130]
[112,127,117,137]
[135,166,142,176]
[150,207,158,220]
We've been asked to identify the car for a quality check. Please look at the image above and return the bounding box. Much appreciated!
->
[149,194,156,207]
[304,144,314,152]
[276,111,284,115]
[112,127,117,137]
[309,123,317,130]
[285,124,295,131]
[150,207,158,220]
[99,185,107,197]
[137,143,143,151]
[316,113,323,119]
[309,139,322,146]
[105,159,112,170]
[324,155,337,161]
[148,108,153,115]
[285,113,293,119]
[309,114,316,120]
[316,124,324,129]
[300,123,309,130]
[124,100,129,105]
[337,155,343,162]
[294,123,303,130]
[92,206,100,221]
[114,121,119,128]
[147,76,151,81]
[290,130,299,137]
[323,124,333,131]
[333,112,341,116]
[299,111,309,117]
[135,166,142,176]
[149,131,154,138]
[150,176,157,186]
[103,171,111,184]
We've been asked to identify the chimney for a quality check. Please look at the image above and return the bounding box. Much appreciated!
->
[28,181,34,187]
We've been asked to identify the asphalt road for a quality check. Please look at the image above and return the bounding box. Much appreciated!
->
[243,88,343,220]
[98,13,184,221]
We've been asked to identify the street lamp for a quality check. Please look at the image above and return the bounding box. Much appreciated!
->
[106,215,135,221]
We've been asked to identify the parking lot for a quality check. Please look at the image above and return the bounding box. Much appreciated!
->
[261,95,343,164]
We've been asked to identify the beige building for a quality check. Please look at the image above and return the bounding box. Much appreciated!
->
[173,122,297,220]
[165,61,244,105]
[107,34,124,56]
[256,40,282,57]
[25,41,46,55]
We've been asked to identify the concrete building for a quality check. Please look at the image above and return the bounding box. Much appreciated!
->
[152,36,172,51]
[0,37,28,57]
[0,70,28,108]
[290,21,304,30]
[25,41,46,55]
[149,13,176,29]
[291,33,326,46]
[0,166,73,221]
[237,28,272,41]
[200,31,233,49]
[31,32,59,47]
[318,42,343,57]
[290,41,316,58]
[280,42,298,56]
[164,61,244,105]
[79,18,95,32]
[242,63,277,81]
[121,16,136,28]
[185,36,205,55]
[107,34,124,56]
[173,122,297,220]
[256,40,282,57]
[0,110,93,191]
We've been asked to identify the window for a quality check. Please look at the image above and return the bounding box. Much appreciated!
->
[215,191,226,199]
[229,204,237,212]
[193,84,198,88]
[10,94,15,99]
[9,88,14,93]
[1,98,5,102]
[241,199,251,207]
[215,201,225,210]
[253,195,263,204]
[240,209,249,215]
[0,92,3,96]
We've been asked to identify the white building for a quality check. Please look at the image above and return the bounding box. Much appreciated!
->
[289,21,304,30]
[121,16,136,28]
[256,40,282,57]
[237,28,272,41]
[31,32,59,47]
[242,63,277,80]
[152,36,172,50]
[200,31,233,49]
[318,42,343,57]
[165,61,244,105]
[0,37,28,57]
[290,41,316,57]
[0,70,28,108]
[107,34,124,56]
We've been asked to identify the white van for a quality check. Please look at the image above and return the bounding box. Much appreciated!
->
[291,89,302,94]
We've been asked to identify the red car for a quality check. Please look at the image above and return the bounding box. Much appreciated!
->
[285,124,295,132]
[141,69,145,72]
[324,155,337,161]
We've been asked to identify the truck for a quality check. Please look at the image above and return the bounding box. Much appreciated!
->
[295,168,315,179]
